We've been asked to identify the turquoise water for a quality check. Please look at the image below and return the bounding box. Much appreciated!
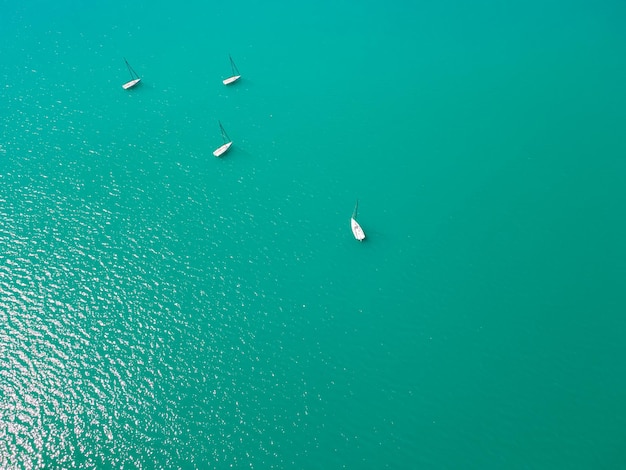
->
[2,0,626,468]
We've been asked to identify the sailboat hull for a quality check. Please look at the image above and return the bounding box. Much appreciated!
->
[213,141,233,157]
[223,75,241,85]
[351,218,365,241]
[122,78,141,90]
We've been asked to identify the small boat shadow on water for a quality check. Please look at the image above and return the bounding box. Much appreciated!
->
[121,80,150,93]
[213,144,255,161]
[349,226,388,245]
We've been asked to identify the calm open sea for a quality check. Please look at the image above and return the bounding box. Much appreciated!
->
[2,0,626,468]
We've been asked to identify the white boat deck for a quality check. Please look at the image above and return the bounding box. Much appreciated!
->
[213,141,233,157]
[222,75,241,85]
[122,78,141,90]
[351,218,366,241]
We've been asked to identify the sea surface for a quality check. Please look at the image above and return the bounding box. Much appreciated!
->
[1,0,626,468]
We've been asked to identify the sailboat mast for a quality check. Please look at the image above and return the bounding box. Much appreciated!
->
[219,121,230,143]
[124,58,139,79]
[229,55,239,75]
[353,199,359,219]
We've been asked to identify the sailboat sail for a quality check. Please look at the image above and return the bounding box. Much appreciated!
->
[223,55,241,85]
[352,200,359,219]
[122,58,141,90]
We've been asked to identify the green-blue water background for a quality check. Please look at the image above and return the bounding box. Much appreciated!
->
[1,0,626,467]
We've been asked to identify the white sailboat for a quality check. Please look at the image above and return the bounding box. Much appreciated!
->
[351,200,366,241]
[213,121,233,157]
[222,55,241,85]
[122,58,141,90]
